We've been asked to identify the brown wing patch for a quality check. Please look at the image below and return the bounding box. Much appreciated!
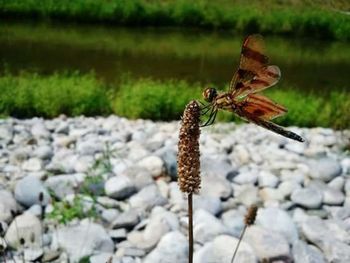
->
[241,94,287,120]
[230,35,270,94]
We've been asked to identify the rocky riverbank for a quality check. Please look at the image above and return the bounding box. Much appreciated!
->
[0,116,350,262]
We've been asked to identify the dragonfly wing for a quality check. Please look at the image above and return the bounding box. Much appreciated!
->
[229,35,281,98]
[240,94,287,121]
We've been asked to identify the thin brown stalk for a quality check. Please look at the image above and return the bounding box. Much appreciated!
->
[188,193,193,263]
[231,205,258,263]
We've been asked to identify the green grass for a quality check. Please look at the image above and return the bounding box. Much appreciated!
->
[0,72,348,129]
[113,77,202,121]
[0,71,111,118]
[114,78,350,129]
[0,0,349,40]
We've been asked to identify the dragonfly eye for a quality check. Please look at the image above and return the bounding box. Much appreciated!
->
[203,87,217,102]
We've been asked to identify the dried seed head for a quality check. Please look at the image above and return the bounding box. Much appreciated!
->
[177,100,201,194]
[244,204,258,226]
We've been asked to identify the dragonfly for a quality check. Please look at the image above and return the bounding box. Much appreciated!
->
[201,34,304,142]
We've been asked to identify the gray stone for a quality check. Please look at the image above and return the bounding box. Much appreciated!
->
[232,170,258,185]
[257,171,279,188]
[33,145,53,159]
[201,157,234,179]
[194,209,231,244]
[234,185,259,206]
[105,175,136,200]
[76,139,104,155]
[193,195,222,215]
[5,212,42,248]
[22,158,43,172]
[301,217,350,246]
[194,235,257,263]
[201,174,232,199]
[0,125,13,144]
[221,209,245,237]
[111,209,140,229]
[291,188,323,209]
[51,219,114,262]
[129,184,167,211]
[245,225,291,262]
[31,122,50,139]
[45,174,79,200]
[102,209,119,223]
[256,207,298,243]
[121,166,153,190]
[0,190,18,222]
[308,158,342,182]
[292,240,325,263]
[24,248,44,262]
[137,155,165,178]
[328,176,345,191]
[155,147,177,180]
[89,253,116,263]
[14,175,51,207]
[322,186,345,205]
[143,231,187,263]
[278,180,302,198]
[128,207,179,252]
[109,228,127,241]
[259,187,284,203]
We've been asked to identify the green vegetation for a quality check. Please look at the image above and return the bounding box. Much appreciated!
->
[0,72,348,129]
[48,195,98,224]
[113,78,202,121]
[0,72,110,118]
[115,78,350,129]
[0,0,349,40]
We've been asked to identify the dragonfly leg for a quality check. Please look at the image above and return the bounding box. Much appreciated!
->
[201,108,217,127]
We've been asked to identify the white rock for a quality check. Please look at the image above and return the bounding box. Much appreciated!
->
[22,158,43,172]
[308,158,342,182]
[194,235,257,263]
[256,207,299,243]
[257,171,279,188]
[105,175,136,200]
[51,220,114,262]
[14,175,50,207]
[0,190,18,222]
[245,225,291,261]
[292,240,326,263]
[5,212,42,248]
[194,209,231,244]
[129,184,167,211]
[201,174,232,199]
[291,188,323,209]
[137,156,165,178]
[143,231,187,263]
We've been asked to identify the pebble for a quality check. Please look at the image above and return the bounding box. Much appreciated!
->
[0,117,349,262]
[291,188,323,209]
[308,157,342,182]
[105,175,136,200]
[14,175,51,207]
[194,235,256,263]
[143,231,188,263]
[245,225,291,262]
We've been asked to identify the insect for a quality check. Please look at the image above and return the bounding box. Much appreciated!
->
[201,34,304,142]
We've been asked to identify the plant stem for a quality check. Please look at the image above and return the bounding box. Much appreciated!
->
[231,225,247,263]
[188,193,193,263]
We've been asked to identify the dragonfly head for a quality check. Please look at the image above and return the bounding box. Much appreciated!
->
[202,87,217,102]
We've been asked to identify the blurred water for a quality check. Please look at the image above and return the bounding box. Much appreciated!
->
[0,22,349,93]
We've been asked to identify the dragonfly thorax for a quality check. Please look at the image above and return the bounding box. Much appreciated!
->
[202,87,218,102]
